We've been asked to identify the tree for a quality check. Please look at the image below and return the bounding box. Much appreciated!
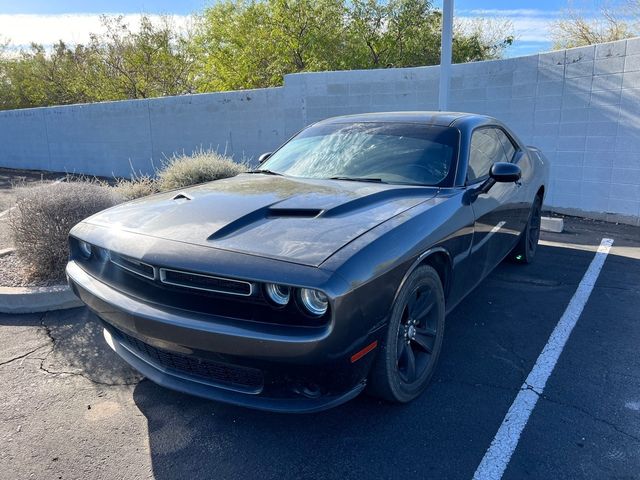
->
[0,42,95,109]
[0,15,197,110]
[193,0,514,91]
[345,0,442,68]
[552,1,639,49]
[87,15,197,100]
[0,39,12,108]
[193,0,347,91]
[0,4,514,109]
[453,17,514,63]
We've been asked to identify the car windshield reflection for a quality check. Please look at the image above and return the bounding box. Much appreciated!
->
[260,122,460,187]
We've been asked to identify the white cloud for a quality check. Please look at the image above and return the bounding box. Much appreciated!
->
[453,7,567,48]
[458,9,563,17]
[456,15,557,43]
[0,13,193,49]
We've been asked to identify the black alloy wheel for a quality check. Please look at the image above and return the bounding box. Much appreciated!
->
[368,265,445,403]
[511,194,543,264]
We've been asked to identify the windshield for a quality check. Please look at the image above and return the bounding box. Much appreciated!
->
[260,122,459,186]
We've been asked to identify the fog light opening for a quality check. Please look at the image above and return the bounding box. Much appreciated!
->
[291,382,323,399]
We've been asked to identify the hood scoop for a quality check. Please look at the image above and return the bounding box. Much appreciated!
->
[208,206,323,241]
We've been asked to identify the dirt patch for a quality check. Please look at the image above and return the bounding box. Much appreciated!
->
[0,251,63,287]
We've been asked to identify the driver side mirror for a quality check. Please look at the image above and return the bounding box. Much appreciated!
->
[490,162,521,183]
[473,162,522,199]
[258,152,272,164]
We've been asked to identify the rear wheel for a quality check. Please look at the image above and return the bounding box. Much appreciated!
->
[368,265,445,403]
[510,195,542,264]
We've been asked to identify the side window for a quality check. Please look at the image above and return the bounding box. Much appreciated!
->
[467,128,507,183]
[494,129,517,162]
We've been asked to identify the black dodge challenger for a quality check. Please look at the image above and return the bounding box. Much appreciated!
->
[67,112,548,413]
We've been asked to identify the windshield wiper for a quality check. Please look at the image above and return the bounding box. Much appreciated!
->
[248,169,284,176]
[328,176,387,184]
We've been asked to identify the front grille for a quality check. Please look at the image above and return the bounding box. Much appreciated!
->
[112,328,264,393]
[110,253,156,280]
[159,268,252,296]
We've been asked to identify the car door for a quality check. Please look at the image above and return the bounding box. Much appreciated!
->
[493,127,530,234]
[467,127,523,279]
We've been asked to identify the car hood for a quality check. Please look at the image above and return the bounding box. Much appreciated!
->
[85,174,438,266]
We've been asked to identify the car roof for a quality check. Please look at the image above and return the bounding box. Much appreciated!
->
[314,111,493,127]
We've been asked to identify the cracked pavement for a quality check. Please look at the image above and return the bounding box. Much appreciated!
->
[1,217,639,480]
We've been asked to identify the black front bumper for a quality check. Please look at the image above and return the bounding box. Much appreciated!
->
[67,261,375,413]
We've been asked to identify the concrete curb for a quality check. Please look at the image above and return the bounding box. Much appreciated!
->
[541,216,564,233]
[0,284,83,314]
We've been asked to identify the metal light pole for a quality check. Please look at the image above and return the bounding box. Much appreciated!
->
[438,0,454,111]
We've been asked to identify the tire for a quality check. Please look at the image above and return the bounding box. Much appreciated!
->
[367,265,445,403]
[510,195,542,264]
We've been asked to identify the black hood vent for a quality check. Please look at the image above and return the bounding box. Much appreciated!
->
[172,192,192,201]
[267,208,322,218]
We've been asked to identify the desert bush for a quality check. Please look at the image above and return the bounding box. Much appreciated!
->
[112,174,159,201]
[157,150,246,191]
[9,181,119,281]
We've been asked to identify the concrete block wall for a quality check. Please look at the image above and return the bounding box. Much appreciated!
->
[0,87,287,177]
[447,38,640,224]
[0,38,638,223]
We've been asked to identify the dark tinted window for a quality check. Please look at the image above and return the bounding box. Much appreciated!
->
[260,122,460,186]
[468,128,509,183]
[495,129,517,161]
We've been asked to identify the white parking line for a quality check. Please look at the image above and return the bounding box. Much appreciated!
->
[473,237,614,480]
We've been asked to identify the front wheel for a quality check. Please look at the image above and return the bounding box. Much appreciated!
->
[510,195,542,264]
[367,265,445,403]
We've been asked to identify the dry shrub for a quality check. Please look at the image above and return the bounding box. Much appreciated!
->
[9,181,119,281]
[157,149,246,191]
[112,174,159,200]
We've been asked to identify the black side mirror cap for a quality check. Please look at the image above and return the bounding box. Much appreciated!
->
[258,152,272,164]
[467,162,522,203]
[490,162,521,183]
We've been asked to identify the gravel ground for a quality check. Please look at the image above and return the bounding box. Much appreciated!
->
[0,251,64,287]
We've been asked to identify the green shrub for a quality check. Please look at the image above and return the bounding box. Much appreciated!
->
[9,181,118,281]
[112,174,159,201]
[157,150,246,191]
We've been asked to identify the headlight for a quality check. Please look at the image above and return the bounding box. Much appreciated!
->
[78,240,92,258]
[299,288,329,316]
[265,283,291,306]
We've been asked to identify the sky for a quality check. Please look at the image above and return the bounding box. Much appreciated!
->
[0,1,609,58]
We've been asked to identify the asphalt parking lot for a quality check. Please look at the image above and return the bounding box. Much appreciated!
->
[1,217,638,480]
